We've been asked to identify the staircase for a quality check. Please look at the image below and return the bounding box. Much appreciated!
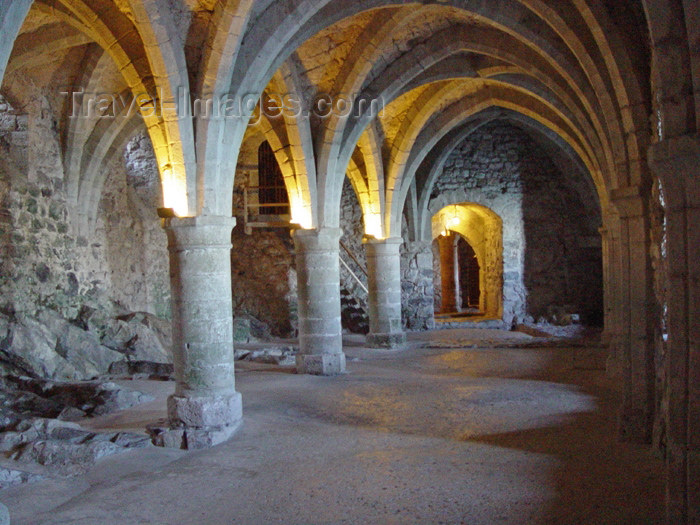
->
[339,241,369,334]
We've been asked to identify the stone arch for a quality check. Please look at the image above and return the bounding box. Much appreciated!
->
[389,83,606,239]
[4,0,197,216]
[411,109,601,242]
[432,203,504,319]
[200,0,650,223]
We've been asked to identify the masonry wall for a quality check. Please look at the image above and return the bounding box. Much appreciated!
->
[229,226,298,338]
[227,176,436,336]
[0,95,169,320]
[430,121,603,325]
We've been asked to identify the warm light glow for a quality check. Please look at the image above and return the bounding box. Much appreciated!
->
[364,213,384,239]
[290,200,313,229]
[448,216,461,227]
[161,166,189,216]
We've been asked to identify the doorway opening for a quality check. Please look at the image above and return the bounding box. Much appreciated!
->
[432,203,503,319]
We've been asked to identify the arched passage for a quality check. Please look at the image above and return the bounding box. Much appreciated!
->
[432,203,503,319]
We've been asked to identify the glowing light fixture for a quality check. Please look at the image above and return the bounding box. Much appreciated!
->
[364,213,384,239]
[290,200,313,229]
[161,165,189,217]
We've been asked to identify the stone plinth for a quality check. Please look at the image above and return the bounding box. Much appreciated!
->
[364,237,405,348]
[293,228,346,375]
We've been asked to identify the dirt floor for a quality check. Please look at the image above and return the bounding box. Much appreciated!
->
[2,329,664,524]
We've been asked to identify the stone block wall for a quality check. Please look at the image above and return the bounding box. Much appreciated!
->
[400,238,435,331]
[430,121,603,324]
[0,95,169,320]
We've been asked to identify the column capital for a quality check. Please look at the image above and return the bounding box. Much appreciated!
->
[163,215,236,248]
[363,236,403,254]
[363,235,403,244]
[292,227,342,251]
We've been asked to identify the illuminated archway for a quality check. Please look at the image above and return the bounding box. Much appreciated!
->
[432,203,503,319]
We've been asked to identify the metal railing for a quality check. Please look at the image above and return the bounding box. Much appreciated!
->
[339,240,368,295]
[241,184,291,234]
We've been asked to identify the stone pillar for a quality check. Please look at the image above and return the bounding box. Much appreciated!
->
[438,233,459,312]
[649,134,700,525]
[601,216,625,379]
[364,237,406,348]
[293,228,346,375]
[155,216,241,449]
[611,187,656,444]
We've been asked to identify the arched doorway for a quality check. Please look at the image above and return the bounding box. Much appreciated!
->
[432,204,503,319]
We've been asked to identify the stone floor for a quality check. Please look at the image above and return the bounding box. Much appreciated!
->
[2,329,664,524]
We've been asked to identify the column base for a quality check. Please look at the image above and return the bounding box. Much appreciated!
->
[148,420,242,450]
[296,353,346,375]
[168,392,242,427]
[367,332,406,348]
[147,392,243,450]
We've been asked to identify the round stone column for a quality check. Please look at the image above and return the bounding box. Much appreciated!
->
[364,237,406,348]
[156,215,242,449]
[293,228,346,375]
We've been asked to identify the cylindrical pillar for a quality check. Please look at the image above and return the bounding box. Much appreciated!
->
[158,216,242,449]
[364,237,406,348]
[293,228,346,375]
[438,233,459,312]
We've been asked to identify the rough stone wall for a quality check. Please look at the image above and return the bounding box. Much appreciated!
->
[229,226,298,338]
[96,134,170,318]
[431,240,441,311]
[400,236,435,331]
[0,96,169,320]
[430,121,603,324]
[339,178,369,332]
